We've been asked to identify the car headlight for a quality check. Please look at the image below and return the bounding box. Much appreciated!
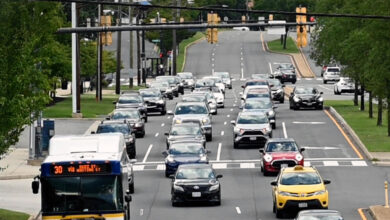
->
[268,110,275,117]
[262,126,272,134]
[277,89,283,94]
[165,155,175,163]
[135,122,143,127]
[293,96,301,102]
[209,183,220,191]
[202,118,210,124]
[157,100,164,104]
[295,153,303,161]
[234,127,240,134]
[200,155,208,162]
[318,97,324,102]
[174,119,182,124]
[312,189,326,196]
[264,154,273,162]
[279,191,298,197]
[173,184,184,192]
[166,88,172,92]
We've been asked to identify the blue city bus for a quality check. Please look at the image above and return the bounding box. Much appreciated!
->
[32,133,134,220]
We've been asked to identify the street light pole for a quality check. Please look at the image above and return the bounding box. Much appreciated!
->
[172,0,180,76]
[129,0,134,88]
[115,0,122,95]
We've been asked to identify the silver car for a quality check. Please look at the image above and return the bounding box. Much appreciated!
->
[242,97,277,129]
[231,111,272,148]
[213,72,232,89]
[165,123,206,149]
[168,102,212,141]
[181,94,217,115]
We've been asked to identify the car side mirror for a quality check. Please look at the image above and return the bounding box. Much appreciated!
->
[320,92,324,95]
[167,110,173,115]
[125,194,132,203]
[216,174,223,179]
[323,179,331,185]
[241,85,245,89]
[162,151,168,156]
[259,149,264,154]
[270,181,277,186]
[164,132,169,136]
[113,101,117,104]
[282,85,285,87]
[106,117,111,120]
[32,179,39,194]
[91,131,96,134]
[300,148,305,152]
[230,120,236,125]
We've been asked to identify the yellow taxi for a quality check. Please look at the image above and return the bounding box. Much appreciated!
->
[270,165,331,218]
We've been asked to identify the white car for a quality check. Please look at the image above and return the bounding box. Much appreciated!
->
[334,77,355,95]
[323,67,341,84]
[203,76,225,94]
[211,87,224,108]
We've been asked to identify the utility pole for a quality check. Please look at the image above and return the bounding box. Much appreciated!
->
[96,4,103,101]
[72,2,81,117]
[115,0,122,95]
[142,28,146,84]
[172,0,180,76]
[136,13,141,86]
[129,0,134,88]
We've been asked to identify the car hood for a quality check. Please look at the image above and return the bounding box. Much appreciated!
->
[173,114,209,120]
[213,93,224,99]
[242,109,270,114]
[236,123,269,130]
[267,152,299,159]
[296,94,318,99]
[143,97,160,102]
[278,184,325,193]
[168,135,204,142]
[271,86,283,91]
[174,179,215,185]
[116,103,142,108]
[171,155,204,163]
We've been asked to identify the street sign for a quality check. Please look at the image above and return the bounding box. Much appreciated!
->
[152,39,161,43]
[267,20,286,35]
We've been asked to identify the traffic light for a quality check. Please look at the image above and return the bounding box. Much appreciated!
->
[206,13,220,44]
[296,7,307,47]
[100,15,112,46]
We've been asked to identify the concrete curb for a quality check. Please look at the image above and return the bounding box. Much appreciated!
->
[325,106,374,161]
[369,205,390,220]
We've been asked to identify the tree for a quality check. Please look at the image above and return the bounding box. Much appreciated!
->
[0,1,67,154]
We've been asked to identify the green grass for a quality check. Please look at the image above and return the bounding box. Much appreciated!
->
[325,100,390,152]
[106,85,146,91]
[43,94,118,118]
[0,209,30,220]
[177,32,205,72]
[267,37,300,54]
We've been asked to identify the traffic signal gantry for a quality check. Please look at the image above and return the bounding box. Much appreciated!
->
[206,13,220,44]
[296,7,307,47]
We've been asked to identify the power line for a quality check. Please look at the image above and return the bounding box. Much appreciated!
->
[36,0,390,20]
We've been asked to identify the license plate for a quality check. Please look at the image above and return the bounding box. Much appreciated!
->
[281,164,288,168]
[306,103,312,106]
[250,137,257,141]
[192,192,201,197]
[298,202,308,208]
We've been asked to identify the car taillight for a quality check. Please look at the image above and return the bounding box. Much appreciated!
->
[282,75,287,78]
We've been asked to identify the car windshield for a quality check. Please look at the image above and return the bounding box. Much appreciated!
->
[140,90,160,97]
[327,68,340,72]
[211,87,221,93]
[342,78,353,84]
[266,142,298,152]
[244,100,272,109]
[279,64,294,69]
[246,93,270,98]
[268,79,281,87]
[182,96,205,102]
[246,81,267,86]
[97,124,130,135]
[176,168,215,179]
[298,214,343,220]
[157,77,176,84]
[118,96,141,104]
[112,110,139,120]
[151,82,169,88]
[178,73,193,79]
[169,144,205,155]
[280,172,322,185]
[213,72,229,78]
[295,88,317,95]
[41,176,123,213]
[209,78,222,83]
[196,80,214,87]
[175,105,208,115]
[237,114,268,124]
[170,126,202,136]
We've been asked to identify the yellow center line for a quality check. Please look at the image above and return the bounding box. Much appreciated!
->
[324,110,364,159]
[358,208,368,220]
[260,32,266,52]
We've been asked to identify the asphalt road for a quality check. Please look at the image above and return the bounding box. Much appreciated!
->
[1,31,387,219]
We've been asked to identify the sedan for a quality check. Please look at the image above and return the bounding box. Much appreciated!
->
[177,72,195,90]
[149,81,174,99]
[289,86,324,110]
[170,164,223,206]
[163,141,210,177]
[165,123,206,149]
[334,77,355,95]
[242,97,276,129]
[295,210,344,220]
[114,94,148,122]
[267,79,285,103]
[181,94,217,115]
[259,138,305,176]
[213,72,232,89]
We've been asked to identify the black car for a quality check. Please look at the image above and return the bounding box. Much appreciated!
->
[279,70,297,84]
[289,86,324,110]
[110,109,146,138]
[95,121,136,158]
[165,123,206,149]
[162,141,210,177]
[114,94,148,122]
[170,164,222,206]
[139,88,167,115]
[267,79,285,103]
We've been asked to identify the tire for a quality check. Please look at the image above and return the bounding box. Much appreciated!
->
[289,103,293,110]
[171,199,179,207]
[233,142,238,149]
[317,105,324,110]
[140,131,145,138]
[273,201,276,213]
[275,207,284,218]
[144,117,148,123]
[214,193,221,206]
[292,81,296,84]
[280,98,284,104]
[128,148,136,159]
[206,134,212,142]
[323,80,327,84]
[175,92,179,97]
[165,171,170,178]
[129,182,134,194]
[272,123,276,129]
[229,86,232,89]
[169,96,173,100]
[161,109,166,115]
[212,111,217,115]
[263,169,269,176]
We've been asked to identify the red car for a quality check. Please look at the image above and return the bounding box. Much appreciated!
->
[259,138,305,176]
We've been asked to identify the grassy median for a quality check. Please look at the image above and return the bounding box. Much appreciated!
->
[43,94,118,118]
[0,209,29,220]
[325,100,389,152]
[267,37,300,54]
[177,32,205,72]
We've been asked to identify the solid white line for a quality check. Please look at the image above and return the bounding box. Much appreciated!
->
[305,78,313,81]
[351,161,368,166]
[323,161,339,166]
[240,163,255,168]
[161,123,165,127]
[212,69,215,73]
[304,161,311,167]
[233,104,236,107]
[282,122,288,138]
[292,121,326,125]
[216,143,222,161]
[212,163,227,169]
[230,108,233,111]
[236,207,242,214]
[142,144,153,163]
[155,133,159,137]
[212,53,215,56]
[268,62,273,75]
[221,131,224,136]
[305,158,362,161]
[241,57,244,61]
[133,165,145,171]
[156,164,166,170]
[167,116,171,119]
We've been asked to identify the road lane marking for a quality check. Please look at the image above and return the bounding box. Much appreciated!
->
[318,85,333,92]
[156,164,165,170]
[324,110,364,159]
[236,207,242,214]
[167,116,171,119]
[227,114,230,118]
[140,209,144,216]
[292,121,326,125]
[241,57,244,61]
[260,33,266,51]
[268,62,273,75]
[290,56,302,78]
[323,161,339,166]
[240,163,255,168]
[352,161,368,166]
[155,133,159,137]
[161,123,165,127]
[224,121,227,125]
[212,63,215,67]
[282,122,288,138]
[241,68,244,79]
[212,163,227,169]
[233,104,236,107]
[358,208,368,220]
[303,146,340,150]
[216,143,222,161]
[212,53,215,56]
[230,108,233,111]
[304,161,311,167]
[142,144,153,163]
[221,131,224,136]
[133,165,145,171]
[305,158,362,161]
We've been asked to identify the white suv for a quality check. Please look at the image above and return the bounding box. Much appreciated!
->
[323,67,340,84]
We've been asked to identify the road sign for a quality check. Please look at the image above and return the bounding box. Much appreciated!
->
[267,20,286,35]
[152,39,161,43]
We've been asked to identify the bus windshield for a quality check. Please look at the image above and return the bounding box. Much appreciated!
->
[41,176,123,213]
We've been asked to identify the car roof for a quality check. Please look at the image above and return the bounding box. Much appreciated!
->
[114,108,139,112]
[267,138,296,143]
[282,165,317,173]
[298,209,341,215]
[139,88,159,92]
[100,120,127,125]
[239,111,267,116]
[172,122,201,127]
[178,164,212,169]
[245,97,271,102]
[170,139,204,145]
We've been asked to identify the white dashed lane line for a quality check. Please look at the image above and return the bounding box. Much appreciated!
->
[236,207,242,214]
[282,122,288,138]
[216,143,222,161]
[221,131,224,136]
[142,144,153,163]
[224,121,227,125]
[155,133,159,137]
[161,123,165,127]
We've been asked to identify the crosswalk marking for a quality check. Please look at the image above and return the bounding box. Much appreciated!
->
[213,163,227,169]
[133,165,145,171]
[351,161,368,166]
[240,163,256,169]
[323,161,339,166]
[156,164,166,170]
[304,161,311,167]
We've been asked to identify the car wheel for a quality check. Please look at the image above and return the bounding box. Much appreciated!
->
[212,111,217,115]
[275,206,284,218]
[206,134,212,142]
[233,142,238,149]
[129,182,134,194]
[263,169,269,176]
[272,123,276,129]
[169,96,173,100]
[144,117,148,123]
[323,80,327,84]
[289,102,293,110]
[165,171,170,178]
[293,104,299,110]
[215,193,221,206]
[273,201,276,213]
[171,199,179,207]
[175,92,179,97]
[317,105,324,110]
[280,98,284,104]
[161,109,166,115]
[140,131,145,138]
[292,81,296,84]
[229,86,232,89]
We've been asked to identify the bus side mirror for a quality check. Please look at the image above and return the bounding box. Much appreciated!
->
[32,178,39,194]
[125,194,132,203]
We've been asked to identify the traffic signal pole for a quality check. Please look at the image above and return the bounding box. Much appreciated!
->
[115,0,122,95]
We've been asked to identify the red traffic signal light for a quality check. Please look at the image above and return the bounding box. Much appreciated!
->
[310,16,315,22]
